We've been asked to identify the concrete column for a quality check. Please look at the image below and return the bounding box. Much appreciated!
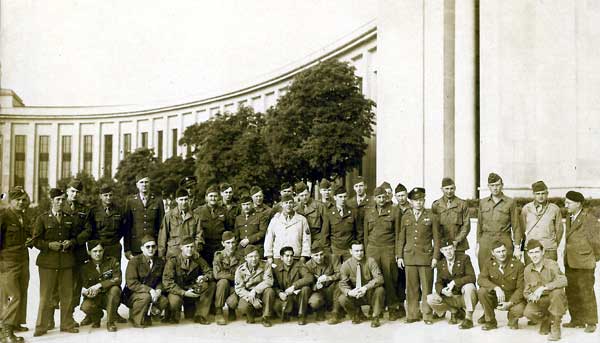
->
[72,122,80,176]
[1,123,10,193]
[94,122,101,180]
[24,125,35,197]
[49,123,59,188]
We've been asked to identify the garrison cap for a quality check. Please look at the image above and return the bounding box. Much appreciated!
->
[250,186,262,196]
[87,240,102,251]
[49,188,64,198]
[490,240,506,251]
[280,182,293,191]
[373,186,387,197]
[8,187,27,200]
[99,184,113,194]
[526,239,543,251]
[281,194,294,202]
[175,188,189,198]
[408,187,426,200]
[441,177,455,187]
[394,183,407,193]
[487,172,502,184]
[244,244,259,257]
[319,179,332,189]
[352,176,365,186]
[333,185,347,196]
[294,181,308,194]
[566,190,584,203]
[180,236,195,246]
[219,183,233,192]
[141,235,156,246]
[179,176,197,188]
[311,241,324,253]
[239,194,252,204]
[206,185,219,195]
[221,231,235,242]
[379,181,392,190]
[136,172,150,182]
[67,179,83,191]
[532,181,548,192]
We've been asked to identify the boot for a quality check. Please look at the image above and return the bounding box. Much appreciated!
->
[215,310,226,326]
[539,317,551,335]
[548,316,561,341]
[2,325,25,343]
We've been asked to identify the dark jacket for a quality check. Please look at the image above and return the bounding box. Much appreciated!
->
[321,205,360,251]
[564,208,600,269]
[33,211,83,269]
[364,203,401,248]
[124,193,165,254]
[64,200,93,263]
[213,249,242,282]
[295,199,326,238]
[272,260,314,292]
[396,209,441,265]
[0,207,31,260]
[304,254,340,288]
[234,211,268,249]
[91,203,127,246]
[81,256,122,291]
[163,253,213,296]
[193,204,227,245]
[123,253,166,302]
[432,196,470,252]
[478,256,525,304]
[434,254,476,295]
[338,257,384,296]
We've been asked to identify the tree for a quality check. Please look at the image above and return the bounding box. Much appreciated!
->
[150,155,196,199]
[265,59,375,183]
[114,148,159,196]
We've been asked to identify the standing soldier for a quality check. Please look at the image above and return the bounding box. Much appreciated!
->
[179,176,198,211]
[379,182,394,205]
[234,245,275,327]
[396,187,440,324]
[194,185,227,264]
[264,194,311,264]
[477,240,525,330]
[124,174,165,259]
[220,183,239,231]
[272,246,313,325]
[321,186,360,262]
[393,182,409,319]
[250,186,271,219]
[158,188,203,259]
[213,231,241,325]
[562,190,599,333]
[305,241,342,323]
[79,240,122,332]
[295,182,326,241]
[521,181,563,264]
[91,184,127,260]
[347,176,372,232]
[364,186,403,321]
[0,187,32,342]
[122,235,169,328]
[32,188,80,337]
[476,173,522,268]
[432,178,470,255]
[163,236,215,325]
[394,183,410,213]
[318,179,334,210]
[235,194,268,257]
[271,183,294,217]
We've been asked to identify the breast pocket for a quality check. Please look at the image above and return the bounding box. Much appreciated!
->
[5,224,21,244]
[494,207,510,223]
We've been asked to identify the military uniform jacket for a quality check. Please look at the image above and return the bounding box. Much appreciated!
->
[234,261,273,298]
[295,199,326,236]
[347,195,373,235]
[521,202,563,251]
[476,194,522,245]
[213,249,242,281]
[234,211,268,246]
[124,254,166,300]
[91,203,127,246]
[33,211,82,269]
[321,205,360,251]
[0,207,31,260]
[221,201,240,231]
[523,258,567,298]
[338,257,384,296]
[81,256,122,292]
[432,196,470,252]
[304,254,340,288]
[564,208,600,269]
[434,254,476,295]
[364,203,401,249]
[64,200,93,262]
[272,260,314,292]
[193,204,227,244]
[264,212,311,258]
[158,209,204,257]
[253,203,272,221]
[396,209,441,265]
[163,253,213,296]
[477,257,524,304]
[124,193,165,254]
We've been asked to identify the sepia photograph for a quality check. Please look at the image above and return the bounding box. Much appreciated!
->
[1,1,599,342]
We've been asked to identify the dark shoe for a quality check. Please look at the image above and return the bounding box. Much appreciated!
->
[449,312,459,325]
[482,320,498,331]
[315,311,325,322]
[477,315,486,324]
[507,319,519,330]
[73,321,80,327]
[80,315,93,326]
[107,322,117,332]
[60,327,79,333]
[261,317,272,327]
[432,311,445,320]
[47,317,55,330]
[2,326,24,343]
[194,316,210,325]
[459,319,473,330]
[328,314,341,325]
[351,314,362,324]
[131,322,146,329]
[562,321,585,328]
[584,324,596,333]
[298,316,307,326]
[12,325,28,333]
[116,314,128,323]
[371,317,381,328]
[246,316,255,324]
[424,319,434,325]
[227,310,236,322]
[216,313,226,326]
[397,306,406,319]
[33,329,47,337]
[91,321,101,328]
[357,311,368,322]
[548,320,561,341]
[406,318,421,323]
[388,309,400,321]
[527,320,536,326]
[456,309,466,320]
[539,318,551,335]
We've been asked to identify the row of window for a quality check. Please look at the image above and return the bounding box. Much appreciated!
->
[7,129,176,195]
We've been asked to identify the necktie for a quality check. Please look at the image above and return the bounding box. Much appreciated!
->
[56,212,61,224]
[414,211,421,220]
[71,203,75,211]
[96,264,101,274]
[448,261,454,274]
[105,207,111,216]
[498,264,504,274]
[338,207,343,216]
[356,263,362,288]
[148,259,153,270]
[185,258,190,269]
[447,199,452,208]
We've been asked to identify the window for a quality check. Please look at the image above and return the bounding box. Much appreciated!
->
[123,133,131,158]
[61,136,72,179]
[157,130,163,161]
[171,128,178,157]
[14,135,26,187]
[140,132,148,148]
[83,135,93,174]
[38,136,49,200]
[104,135,113,178]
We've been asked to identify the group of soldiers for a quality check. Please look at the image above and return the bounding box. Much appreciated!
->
[1,172,600,342]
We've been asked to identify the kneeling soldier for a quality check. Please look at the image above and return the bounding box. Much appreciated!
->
[477,240,525,330]
[80,240,122,332]
[338,240,385,328]
[427,240,477,329]
[523,239,567,341]
[273,246,313,325]
[122,235,169,328]
[305,241,341,323]
[213,231,241,325]
[235,245,275,327]
[163,236,215,325]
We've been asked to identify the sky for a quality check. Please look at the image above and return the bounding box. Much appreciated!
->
[0,0,377,106]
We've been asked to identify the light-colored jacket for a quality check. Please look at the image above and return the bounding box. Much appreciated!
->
[264,212,311,258]
[234,261,273,298]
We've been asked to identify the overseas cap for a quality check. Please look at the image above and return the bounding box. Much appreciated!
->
[49,188,64,198]
[311,241,324,253]
[441,177,455,187]
[141,235,156,246]
[532,181,548,192]
[136,173,150,182]
[219,183,233,192]
[488,173,502,184]
[221,231,235,242]
[87,240,102,251]
[280,182,292,191]
[206,185,219,195]
[373,186,386,197]
[239,194,252,204]
[250,186,262,196]
[319,179,332,189]
[67,179,83,191]
[352,176,365,186]
[526,239,543,251]
[333,185,347,196]
[379,181,391,190]
[244,244,259,256]
[394,183,407,193]
[8,187,27,200]
[281,194,294,202]
[99,184,113,194]
[294,181,308,194]
[180,236,195,246]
